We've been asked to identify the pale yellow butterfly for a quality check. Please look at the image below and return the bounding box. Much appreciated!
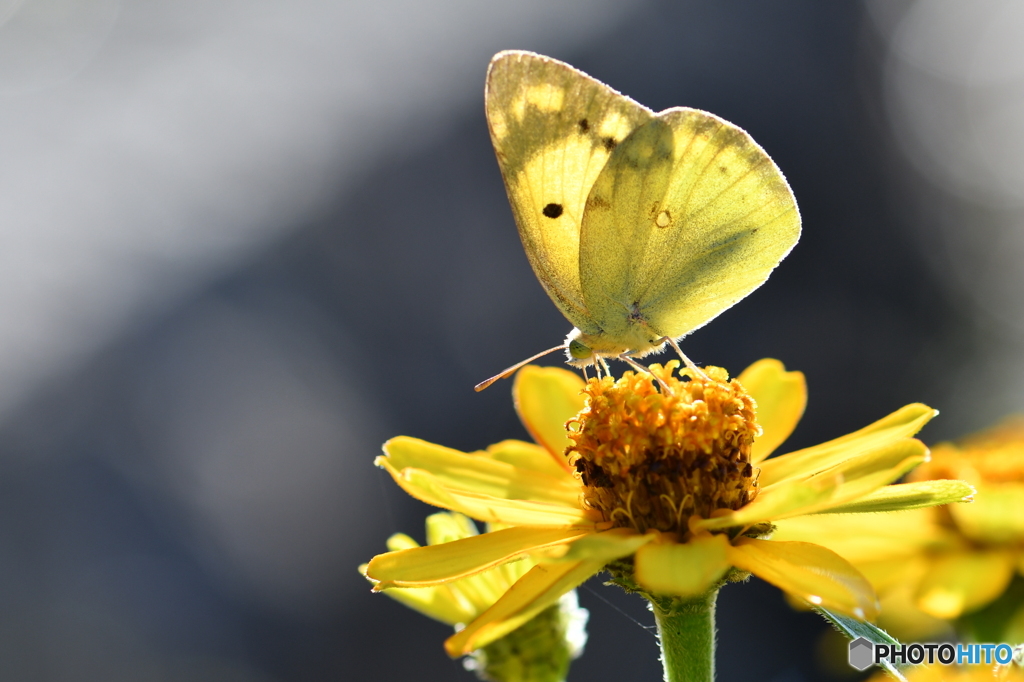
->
[476,50,800,391]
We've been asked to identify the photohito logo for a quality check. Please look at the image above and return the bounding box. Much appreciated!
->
[848,638,1015,671]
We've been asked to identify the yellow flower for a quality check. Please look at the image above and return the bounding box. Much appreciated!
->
[360,511,588,682]
[778,417,1024,641]
[366,359,972,657]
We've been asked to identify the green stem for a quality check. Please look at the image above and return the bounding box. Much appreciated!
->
[648,588,719,682]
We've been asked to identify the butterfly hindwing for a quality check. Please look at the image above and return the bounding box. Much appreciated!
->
[579,107,800,341]
[485,51,653,333]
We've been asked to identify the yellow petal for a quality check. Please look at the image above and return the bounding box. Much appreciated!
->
[815,480,975,515]
[794,440,929,516]
[733,438,925,518]
[425,512,478,545]
[513,365,586,470]
[705,440,923,529]
[858,556,931,594]
[634,534,730,596]
[721,439,928,524]
[737,359,806,463]
[493,549,535,590]
[758,403,937,486]
[444,559,604,657]
[379,584,477,626]
[367,526,591,588]
[696,472,840,531]
[486,439,572,479]
[727,538,879,620]
[914,550,1016,619]
[378,461,593,527]
[949,481,1024,544]
[379,437,580,507]
[445,535,549,614]
[360,563,477,625]
[385,533,420,551]
[772,510,953,564]
[814,437,927,485]
[876,582,953,642]
[541,527,655,563]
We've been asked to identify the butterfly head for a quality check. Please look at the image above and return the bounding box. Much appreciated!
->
[564,329,596,368]
[564,326,670,368]
[565,332,592,364]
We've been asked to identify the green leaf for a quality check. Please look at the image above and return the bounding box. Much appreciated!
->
[814,606,907,680]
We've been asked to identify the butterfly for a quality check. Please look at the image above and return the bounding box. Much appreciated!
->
[476,50,800,391]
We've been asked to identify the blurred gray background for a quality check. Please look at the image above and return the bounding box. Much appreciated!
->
[0,0,1020,680]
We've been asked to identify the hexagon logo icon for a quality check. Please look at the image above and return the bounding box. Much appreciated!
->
[848,637,874,671]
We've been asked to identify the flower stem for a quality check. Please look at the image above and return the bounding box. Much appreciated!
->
[649,589,718,682]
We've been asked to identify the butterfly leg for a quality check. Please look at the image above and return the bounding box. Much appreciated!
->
[617,351,673,393]
[659,337,710,381]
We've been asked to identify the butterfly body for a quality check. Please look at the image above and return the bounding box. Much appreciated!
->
[484,50,800,371]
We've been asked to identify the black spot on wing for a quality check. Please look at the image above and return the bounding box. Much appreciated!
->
[578,118,590,133]
[603,137,617,151]
[542,203,564,219]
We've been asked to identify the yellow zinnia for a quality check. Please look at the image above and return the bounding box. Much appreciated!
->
[778,417,1024,641]
[360,511,588,682]
[366,359,973,657]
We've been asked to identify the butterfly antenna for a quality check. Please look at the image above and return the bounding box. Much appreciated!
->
[662,337,709,381]
[474,344,566,392]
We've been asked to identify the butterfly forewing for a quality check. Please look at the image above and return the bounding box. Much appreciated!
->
[485,51,653,333]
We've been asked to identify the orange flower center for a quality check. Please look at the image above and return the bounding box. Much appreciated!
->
[567,361,760,537]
